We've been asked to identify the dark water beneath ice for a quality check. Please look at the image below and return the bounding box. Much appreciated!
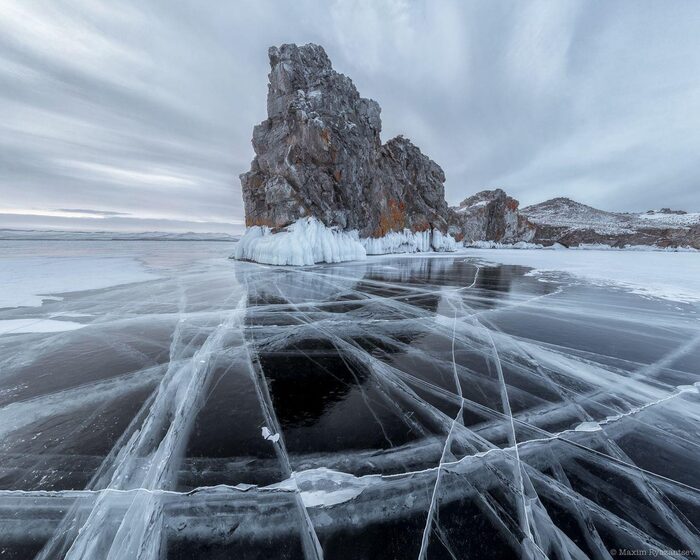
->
[0,240,698,559]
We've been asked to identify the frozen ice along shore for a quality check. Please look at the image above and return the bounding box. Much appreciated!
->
[466,247,700,303]
[233,217,457,266]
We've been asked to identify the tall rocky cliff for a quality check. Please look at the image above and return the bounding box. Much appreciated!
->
[240,43,450,239]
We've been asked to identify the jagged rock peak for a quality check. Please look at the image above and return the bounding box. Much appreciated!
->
[523,197,609,214]
[451,188,534,243]
[457,188,518,211]
[239,43,449,239]
[264,43,380,133]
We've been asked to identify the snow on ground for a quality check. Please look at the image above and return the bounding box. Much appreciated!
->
[464,247,700,303]
[522,198,636,234]
[635,212,700,227]
[466,240,698,252]
[0,318,86,335]
[522,198,700,234]
[0,256,158,308]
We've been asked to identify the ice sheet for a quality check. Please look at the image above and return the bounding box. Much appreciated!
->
[0,256,158,308]
[464,247,700,303]
[1,241,698,559]
[0,318,86,335]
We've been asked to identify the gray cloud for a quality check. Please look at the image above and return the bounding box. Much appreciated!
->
[56,208,132,217]
[0,212,241,234]
[1,0,699,233]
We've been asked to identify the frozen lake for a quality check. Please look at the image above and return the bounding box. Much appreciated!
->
[0,240,698,559]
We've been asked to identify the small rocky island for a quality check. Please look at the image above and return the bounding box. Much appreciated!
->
[235,43,465,265]
[235,43,699,264]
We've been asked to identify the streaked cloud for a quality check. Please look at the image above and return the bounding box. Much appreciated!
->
[1,0,699,233]
[56,208,132,217]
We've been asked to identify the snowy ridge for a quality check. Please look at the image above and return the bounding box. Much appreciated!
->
[522,198,635,234]
[234,218,457,265]
[522,197,700,234]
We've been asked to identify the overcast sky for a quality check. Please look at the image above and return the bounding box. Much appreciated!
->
[1,0,699,233]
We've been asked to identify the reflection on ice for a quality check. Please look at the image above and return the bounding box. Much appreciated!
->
[0,241,698,559]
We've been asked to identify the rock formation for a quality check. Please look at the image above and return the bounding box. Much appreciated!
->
[236,43,456,264]
[234,43,694,265]
[450,189,535,244]
[522,198,700,249]
[241,43,450,237]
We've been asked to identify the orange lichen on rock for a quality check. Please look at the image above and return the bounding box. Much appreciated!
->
[412,220,431,233]
[373,198,406,237]
[246,215,274,227]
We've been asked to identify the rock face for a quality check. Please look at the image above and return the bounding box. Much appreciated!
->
[240,43,450,239]
[523,198,700,249]
[450,189,535,243]
[239,43,698,265]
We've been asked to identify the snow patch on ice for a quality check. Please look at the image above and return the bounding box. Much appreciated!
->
[677,384,699,394]
[465,248,700,303]
[574,421,602,432]
[273,468,369,508]
[234,218,457,265]
[261,426,280,443]
[0,318,86,335]
[0,257,158,309]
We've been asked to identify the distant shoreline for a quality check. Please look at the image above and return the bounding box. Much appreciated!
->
[0,229,239,242]
[0,237,236,242]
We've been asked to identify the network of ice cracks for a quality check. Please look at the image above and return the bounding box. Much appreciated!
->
[0,252,699,559]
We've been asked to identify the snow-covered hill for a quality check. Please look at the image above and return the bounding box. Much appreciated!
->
[521,198,700,248]
[522,198,633,234]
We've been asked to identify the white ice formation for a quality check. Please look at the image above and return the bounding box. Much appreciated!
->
[234,218,366,266]
[234,217,457,265]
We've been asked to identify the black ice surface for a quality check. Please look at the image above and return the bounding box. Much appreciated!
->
[0,241,698,559]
